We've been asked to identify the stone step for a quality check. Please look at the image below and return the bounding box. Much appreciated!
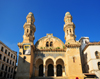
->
[33,77,68,79]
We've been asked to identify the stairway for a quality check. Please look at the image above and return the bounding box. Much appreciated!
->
[33,77,68,79]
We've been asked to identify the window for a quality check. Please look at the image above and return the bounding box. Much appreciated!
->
[0,54,2,60]
[14,56,15,59]
[67,30,68,35]
[46,42,49,47]
[10,75,12,78]
[8,52,10,56]
[11,54,13,58]
[98,62,100,70]
[70,29,71,33]
[7,59,9,63]
[95,51,99,59]
[3,57,6,61]
[50,42,53,47]
[7,74,9,78]
[5,49,7,54]
[1,64,4,70]
[10,60,12,64]
[11,68,13,73]
[0,72,3,77]
[8,67,10,72]
[12,62,14,66]
[73,57,75,63]
[5,66,7,71]
[4,72,7,77]
[30,30,32,36]
[1,47,3,52]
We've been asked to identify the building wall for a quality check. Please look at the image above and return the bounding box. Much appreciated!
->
[0,41,17,79]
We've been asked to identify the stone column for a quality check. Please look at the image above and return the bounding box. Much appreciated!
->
[43,65,45,77]
[54,65,56,77]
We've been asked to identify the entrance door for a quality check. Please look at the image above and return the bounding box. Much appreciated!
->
[57,64,62,76]
[48,64,54,76]
[39,64,43,76]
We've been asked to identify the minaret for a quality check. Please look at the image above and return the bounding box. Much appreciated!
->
[16,12,35,79]
[64,12,76,44]
[23,12,36,43]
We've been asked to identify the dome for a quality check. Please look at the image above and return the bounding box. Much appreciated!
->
[65,12,70,16]
[35,34,65,49]
[28,12,33,16]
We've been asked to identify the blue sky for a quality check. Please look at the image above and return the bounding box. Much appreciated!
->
[0,0,100,64]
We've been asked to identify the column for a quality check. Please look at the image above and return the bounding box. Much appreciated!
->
[54,65,56,77]
[43,65,45,77]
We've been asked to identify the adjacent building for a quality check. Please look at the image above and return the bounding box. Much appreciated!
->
[79,37,100,78]
[0,41,17,79]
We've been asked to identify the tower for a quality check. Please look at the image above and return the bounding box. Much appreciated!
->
[64,12,85,79]
[15,12,36,79]
[64,12,76,44]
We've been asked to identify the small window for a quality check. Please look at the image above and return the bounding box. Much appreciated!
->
[10,75,12,78]
[5,50,7,54]
[10,60,12,64]
[5,66,7,71]
[12,62,14,66]
[73,57,75,63]
[8,67,10,72]
[8,52,10,56]
[1,64,4,70]
[30,30,32,36]
[1,47,3,52]
[46,42,49,47]
[98,62,100,70]
[0,72,3,77]
[7,74,9,78]
[11,68,13,73]
[27,29,28,33]
[11,54,13,58]
[95,51,99,59]
[50,42,53,47]
[3,57,6,61]
[67,30,68,35]
[7,59,9,63]
[70,29,71,33]
[14,56,15,59]
[0,54,2,60]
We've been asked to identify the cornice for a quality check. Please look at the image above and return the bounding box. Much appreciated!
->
[65,44,81,47]
[83,42,100,52]
[35,49,66,52]
[0,41,17,54]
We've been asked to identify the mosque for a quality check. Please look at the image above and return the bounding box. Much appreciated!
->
[15,12,100,79]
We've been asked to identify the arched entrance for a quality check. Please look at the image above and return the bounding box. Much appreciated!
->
[48,64,54,76]
[56,58,64,77]
[57,64,62,76]
[39,64,43,76]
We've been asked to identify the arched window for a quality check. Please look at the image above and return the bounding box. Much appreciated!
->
[98,62,100,70]
[5,49,7,54]
[46,42,49,47]
[67,30,68,35]
[73,57,75,63]
[1,64,4,70]
[0,54,2,60]
[7,58,9,63]
[11,68,13,73]
[1,47,3,52]
[10,75,12,78]
[5,66,7,71]
[27,29,28,33]
[10,60,12,64]
[3,57,6,61]
[14,56,15,59]
[8,67,10,72]
[11,54,13,58]
[8,52,10,56]
[95,51,99,59]
[7,74,9,78]
[70,29,71,33]
[30,30,32,36]
[12,62,14,66]
[50,42,53,47]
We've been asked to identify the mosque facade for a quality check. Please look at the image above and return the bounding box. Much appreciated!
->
[15,12,100,79]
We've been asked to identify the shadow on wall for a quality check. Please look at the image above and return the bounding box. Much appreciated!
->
[15,55,32,79]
